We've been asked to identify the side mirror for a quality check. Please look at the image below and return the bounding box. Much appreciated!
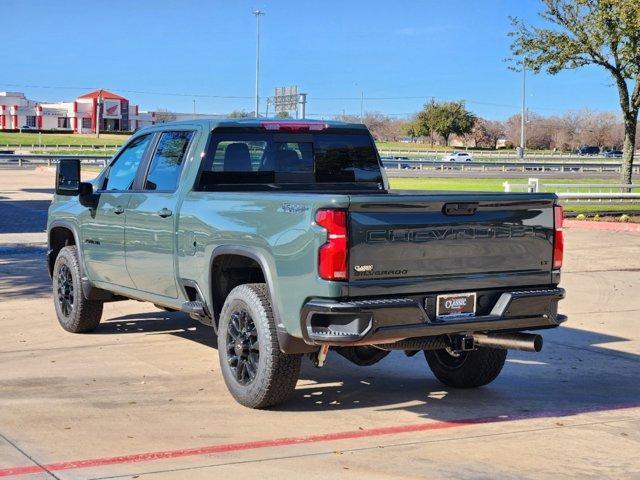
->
[55,158,81,195]
[78,182,100,209]
[56,158,100,208]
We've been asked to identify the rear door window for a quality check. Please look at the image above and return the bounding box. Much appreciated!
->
[144,131,194,191]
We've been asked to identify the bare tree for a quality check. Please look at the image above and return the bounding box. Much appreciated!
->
[578,110,622,148]
[154,109,177,123]
[336,112,405,141]
[471,118,506,148]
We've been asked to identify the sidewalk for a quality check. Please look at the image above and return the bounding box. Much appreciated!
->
[0,232,47,246]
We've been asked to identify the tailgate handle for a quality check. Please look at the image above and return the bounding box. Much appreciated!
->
[443,203,478,216]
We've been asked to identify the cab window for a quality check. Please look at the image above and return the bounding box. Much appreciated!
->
[104,134,152,191]
[144,131,194,191]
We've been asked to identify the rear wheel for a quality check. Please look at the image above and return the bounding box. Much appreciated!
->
[52,246,103,333]
[218,284,301,408]
[424,346,507,388]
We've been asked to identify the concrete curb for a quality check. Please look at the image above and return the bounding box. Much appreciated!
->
[565,219,640,232]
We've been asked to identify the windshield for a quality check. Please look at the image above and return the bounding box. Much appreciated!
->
[197,128,384,191]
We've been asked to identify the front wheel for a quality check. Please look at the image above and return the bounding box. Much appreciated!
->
[52,246,103,333]
[218,284,301,408]
[424,346,507,388]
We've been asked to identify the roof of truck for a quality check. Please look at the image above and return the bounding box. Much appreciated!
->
[138,118,368,131]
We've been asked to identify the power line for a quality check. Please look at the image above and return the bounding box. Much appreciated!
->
[0,83,254,99]
[0,82,569,113]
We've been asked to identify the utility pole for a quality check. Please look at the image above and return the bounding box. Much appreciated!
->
[253,10,265,118]
[193,99,196,114]
[519,60,526,159]
[96,94,102,139]
[299,93,307,119]
[360,91,364,123]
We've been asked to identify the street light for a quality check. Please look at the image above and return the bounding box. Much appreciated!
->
[519,59,526,159]
[253,10,265,118]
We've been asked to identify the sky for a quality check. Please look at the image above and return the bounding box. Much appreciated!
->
[0,0,623,120]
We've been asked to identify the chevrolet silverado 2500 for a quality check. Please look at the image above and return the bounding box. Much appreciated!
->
[48,119,566,408]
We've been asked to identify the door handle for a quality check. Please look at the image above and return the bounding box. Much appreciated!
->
[443,203,478,216]
[157,208,173,218]
[113,206,125,215]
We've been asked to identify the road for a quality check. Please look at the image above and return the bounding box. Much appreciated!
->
[0,168,639,479]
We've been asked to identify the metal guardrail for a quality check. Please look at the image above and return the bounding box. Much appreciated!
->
[379,149,640,158]
[0,143,121,150]
[0,153,110,168]
[503,178,640,203]
[382,159,639,174]
[1,153,639,178]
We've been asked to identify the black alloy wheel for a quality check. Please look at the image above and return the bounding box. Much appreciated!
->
[226,308,260,385]
[56,264,75,317]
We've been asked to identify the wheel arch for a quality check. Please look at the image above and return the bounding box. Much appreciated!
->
[48,220,114,301]
[209,245,315,354]
[209,246,274,321]
[48,220,81,277]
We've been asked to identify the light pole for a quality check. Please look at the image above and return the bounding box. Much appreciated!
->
[253,10,265,118]
[519,60,526,159]
[193,99,196,115]
[299,93,307,119]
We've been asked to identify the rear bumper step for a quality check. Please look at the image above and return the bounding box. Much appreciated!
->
[301,288,566,346]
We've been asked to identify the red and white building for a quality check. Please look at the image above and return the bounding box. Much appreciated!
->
[0,89,215,133]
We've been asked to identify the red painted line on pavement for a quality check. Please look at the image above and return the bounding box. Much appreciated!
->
[1,403,638,478]
[565,219,640,232]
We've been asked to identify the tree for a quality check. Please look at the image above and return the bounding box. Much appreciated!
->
[414,100,476,145]
[472,118,506,148]
[228,110,252,118]
[402,120,421,141]
[579,109,622,148]
[154,109,177,123]
[335,112,405,141]
[275,111,290,118]
[509,0,640,183]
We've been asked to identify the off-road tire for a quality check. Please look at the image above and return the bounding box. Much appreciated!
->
[52,246,103,333]
[218,283,302,408]
[424,346,507,388]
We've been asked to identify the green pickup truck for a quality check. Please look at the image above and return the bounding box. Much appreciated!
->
[47,119,566,408]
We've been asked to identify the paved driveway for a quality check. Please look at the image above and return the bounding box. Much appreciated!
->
[0,169,639,479]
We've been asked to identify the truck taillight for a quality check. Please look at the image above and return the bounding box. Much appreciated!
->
[553,205,564,270]
[261,121,328,132]
[316,209,348,280]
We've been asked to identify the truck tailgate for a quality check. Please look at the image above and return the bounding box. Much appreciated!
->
[348,192,556,287]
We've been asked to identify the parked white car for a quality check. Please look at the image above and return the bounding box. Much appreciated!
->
[442,152,473,162]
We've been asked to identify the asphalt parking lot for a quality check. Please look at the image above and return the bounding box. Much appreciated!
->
[1,169,639,479]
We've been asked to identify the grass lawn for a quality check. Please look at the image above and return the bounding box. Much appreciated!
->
[0,132,126,147]
[562,204,640,214]
[377,142,453,152]
[30,149,117,156]
[388,176,632,192]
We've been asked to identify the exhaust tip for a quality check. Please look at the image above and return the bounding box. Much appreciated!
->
[532,334,543,352]
[473,332,544,352]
